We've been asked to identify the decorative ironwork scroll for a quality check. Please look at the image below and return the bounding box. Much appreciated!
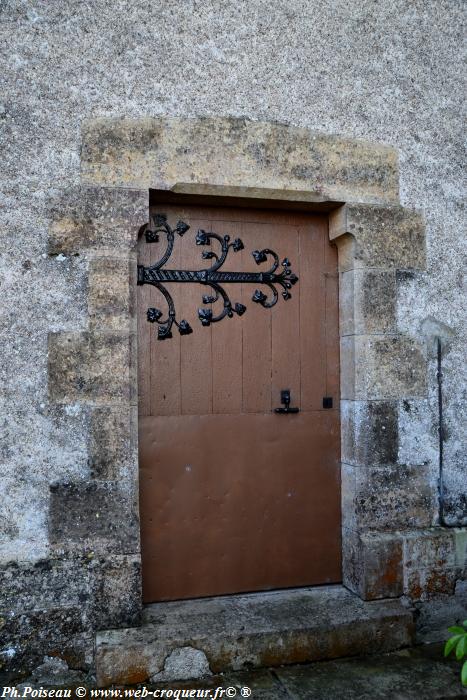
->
[137,214,299,339]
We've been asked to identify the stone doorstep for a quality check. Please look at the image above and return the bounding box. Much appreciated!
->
[95,585,414,687]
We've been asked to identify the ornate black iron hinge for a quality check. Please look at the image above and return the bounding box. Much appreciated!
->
[137,213,299,339]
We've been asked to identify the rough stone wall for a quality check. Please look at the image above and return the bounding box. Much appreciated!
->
[0,0,465,679]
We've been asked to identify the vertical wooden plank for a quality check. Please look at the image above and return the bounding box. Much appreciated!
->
[298,214,327,412]
[270,222,301,412]
[210,216,243,414]
[180,212,213,415]
[241,220,272,413]
[148,205,182,417]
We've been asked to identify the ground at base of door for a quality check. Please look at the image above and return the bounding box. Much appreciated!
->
[152,645,466,699]
[7,645,467,699]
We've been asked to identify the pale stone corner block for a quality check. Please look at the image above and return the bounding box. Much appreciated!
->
[330,203,426,271]
[342,528,404,600]
[340,399,398,466]
[48,481,140,556]
[48,185,149,256]
[80,116,399,205]
[339,268,397,336]
[89,405,138,480]
[341,462,435,532]
[87,256,136,331]
[48,330,135,405]
[340,334,427,400]
[402,528,461,599]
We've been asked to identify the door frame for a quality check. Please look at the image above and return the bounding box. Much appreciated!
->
[48,117,430,635]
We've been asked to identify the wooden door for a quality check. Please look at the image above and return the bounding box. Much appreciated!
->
[137,204,341,602]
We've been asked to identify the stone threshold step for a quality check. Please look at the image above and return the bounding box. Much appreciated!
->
[95,585,414,687]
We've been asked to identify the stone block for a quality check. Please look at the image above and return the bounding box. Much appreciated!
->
[0,555,141,678]
[48,331,133,405]
[81,117,399,205]
[48,186,148,255]
[48,482,139,555]
[343,530,404,600]
[0,606,88,681]
[89,406,137,480]
[341,399,398,466]
[0,556,141,629]
[403,529,458,600]
[454,529,467,573]
[340,335,427,400]
[88,256,135,331]
[342,463,435,532]
[330,203,426,270]
[339,268,397,336]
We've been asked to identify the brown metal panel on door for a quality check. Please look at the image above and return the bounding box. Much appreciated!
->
[137,205,341,602]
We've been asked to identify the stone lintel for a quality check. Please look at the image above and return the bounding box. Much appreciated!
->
[81,117,399,206]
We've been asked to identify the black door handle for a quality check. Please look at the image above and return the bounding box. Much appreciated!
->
[274,389,300,414]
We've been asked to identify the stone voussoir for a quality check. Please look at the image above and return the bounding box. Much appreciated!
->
[94,586,413,687]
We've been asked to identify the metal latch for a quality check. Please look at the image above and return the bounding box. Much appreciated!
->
[275,390,300,414]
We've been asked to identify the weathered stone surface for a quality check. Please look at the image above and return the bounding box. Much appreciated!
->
[48,331,134,404]
[340,335,427,400]
[455,530,467,573]
[339,269,397,336]
[0,554,141,678]
[343,530,404,600]
[81,117,399,205]
[95,586,413,686]
[0,556,141,629]
[48,187,148,255]
[342,464,435,531]
[87,256,135,331]
[330,204,426,270]
[403,529,459,600]
[274,645,467,700]
[151,647,212,683]
[89,406,137,480]
[341,400,399,466]
[0,607,89,681]
[413,580,467,644]
[48,482,139,554]
[15,656,88,689]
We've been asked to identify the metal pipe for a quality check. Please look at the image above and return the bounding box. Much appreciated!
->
[437,336,445,525]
